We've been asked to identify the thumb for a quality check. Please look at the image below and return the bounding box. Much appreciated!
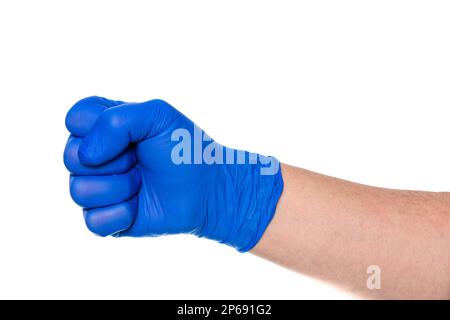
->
[78,99,176,166]
[65,96,125,137]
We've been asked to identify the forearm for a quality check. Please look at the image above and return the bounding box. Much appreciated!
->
[252,164,450,299]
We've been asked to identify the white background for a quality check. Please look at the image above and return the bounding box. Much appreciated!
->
[0,0,449,299]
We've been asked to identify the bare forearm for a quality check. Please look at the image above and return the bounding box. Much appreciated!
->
[252,164,450,299]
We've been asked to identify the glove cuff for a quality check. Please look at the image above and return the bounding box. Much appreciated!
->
[197,153,284,252]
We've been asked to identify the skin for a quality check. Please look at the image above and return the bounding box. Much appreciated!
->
[65,98,449,299]
[251,164,450,299]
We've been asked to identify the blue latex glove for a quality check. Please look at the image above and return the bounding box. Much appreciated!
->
[64,96,283,252]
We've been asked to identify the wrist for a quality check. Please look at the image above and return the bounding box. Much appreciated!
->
[197,150,284,252]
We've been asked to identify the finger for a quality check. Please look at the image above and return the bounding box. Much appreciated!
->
[65,96,124,137]
[83,196,138,237]
[78,99,176,166]
[64,136,136,175]
[69,167,141,208]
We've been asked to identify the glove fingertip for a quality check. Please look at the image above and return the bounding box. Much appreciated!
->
[83,197,137,237]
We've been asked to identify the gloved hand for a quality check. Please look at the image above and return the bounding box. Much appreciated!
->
[64,96,283,252]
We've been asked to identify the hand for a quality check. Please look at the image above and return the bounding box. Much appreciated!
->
[64,96,283,251]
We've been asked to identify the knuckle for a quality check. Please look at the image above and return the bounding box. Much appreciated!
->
[147,98,173,111]
[101,108,126,130]
[76,96,103,104]
[149,98,168,105]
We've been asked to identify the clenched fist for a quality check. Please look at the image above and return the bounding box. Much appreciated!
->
[64,96,283,251]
